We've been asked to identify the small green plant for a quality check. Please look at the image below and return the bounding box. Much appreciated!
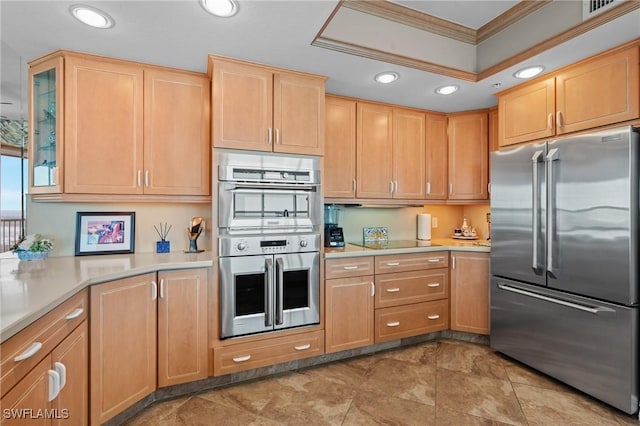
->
[11,234,54,252]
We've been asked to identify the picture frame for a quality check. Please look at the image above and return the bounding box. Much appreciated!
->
[75,212,135,256]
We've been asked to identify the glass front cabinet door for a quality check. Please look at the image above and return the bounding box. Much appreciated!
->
[29,55,63,193]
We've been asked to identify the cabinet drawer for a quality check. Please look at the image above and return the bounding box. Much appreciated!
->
[325,257,374,280]
[375,300,449,343]
[1,289,88,398]
[375,268,448,308]
[375,252,448,274]
[213,330,324,376]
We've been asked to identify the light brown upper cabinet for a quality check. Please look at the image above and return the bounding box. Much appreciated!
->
[324,96,357,198]
[28,51,211,201]
[447,111,489,201]
[210,56,325,156]
[356,102,426,200]
[498,45,639,148]
[425,113,448,200]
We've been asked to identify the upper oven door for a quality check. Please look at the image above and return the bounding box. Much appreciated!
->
[218,182,320,232]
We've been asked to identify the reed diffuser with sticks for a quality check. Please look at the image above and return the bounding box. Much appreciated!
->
[154,222,172,253]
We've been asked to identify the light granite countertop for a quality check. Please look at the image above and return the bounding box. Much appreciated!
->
[324,238,491,258]
[0,251,213,343]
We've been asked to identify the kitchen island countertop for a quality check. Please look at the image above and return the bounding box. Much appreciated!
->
[324,238,490,258]
[0,251,213,343]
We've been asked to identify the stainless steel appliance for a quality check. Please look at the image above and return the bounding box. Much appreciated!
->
[219,233,320,338]
[216,150,322,339]
[217,150,320,233]
[490,126,639,415]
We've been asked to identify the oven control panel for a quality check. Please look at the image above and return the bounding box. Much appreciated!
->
[220,233,320,257]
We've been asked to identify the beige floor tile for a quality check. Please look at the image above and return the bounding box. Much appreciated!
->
[377,341,438,365]
[512,382,638,426]
[342,392,436,426]
[174,396,259,425]
[300,356,373,388]
[436,341,508,381]
[124,396,191,425]
[360,357,436,406]
[435,407,513,426]
[502,360,571,393]
[436,368,526,425]
[197,375,288,414]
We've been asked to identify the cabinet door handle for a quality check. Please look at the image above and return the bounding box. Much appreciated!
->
[352,179,357,192]
[386,262,400,266]
[427,258,442,263]
[427,314,440,320]
[449,183,453,195]
[342,265,359,270]
[452,255,456,270]
[14,342,43,362]
[371,281,375,297]
[275,128,280,144]
[65,308,84,320]
[556,111,563,128]
[151,281,158,300]
[54,362,67,390]
[386,288,400,293]
[294,344,311,351]
[48,370,61,401]
[389,181,394,193]
[145,170,149,187]
[137,170,142,187]
[547,113,553,129]
[394,181,398,193]
[427,283,440,288]
[159,279,164,299]
[233,355,251,363]
[386,321,400,327]
[488,183,491,194]
[268,128,273,144]
[426,182,431,195]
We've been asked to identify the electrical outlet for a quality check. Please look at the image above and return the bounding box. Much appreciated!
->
[432,217,438,228]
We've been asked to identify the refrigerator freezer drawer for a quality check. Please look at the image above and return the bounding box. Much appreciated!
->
[491,277,638,414]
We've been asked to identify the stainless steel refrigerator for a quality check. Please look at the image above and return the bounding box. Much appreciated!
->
[490,126,639,415]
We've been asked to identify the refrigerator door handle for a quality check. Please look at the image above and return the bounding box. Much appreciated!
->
[531,150,544,271]
[497,283,616,316]
[546,148,559,278]
[265,258,274,327]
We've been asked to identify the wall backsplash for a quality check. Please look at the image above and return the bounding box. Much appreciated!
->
[27,199,211,257]
[337,204,489,243]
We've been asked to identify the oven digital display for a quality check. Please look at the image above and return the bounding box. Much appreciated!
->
[260,240,287,247]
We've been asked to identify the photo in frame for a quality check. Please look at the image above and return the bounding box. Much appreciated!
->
[75,212,135,256]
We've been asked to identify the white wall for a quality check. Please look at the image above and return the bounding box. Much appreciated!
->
[26,199,211,257]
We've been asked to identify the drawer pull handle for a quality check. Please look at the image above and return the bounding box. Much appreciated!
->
[65,308,84,320]
[428,314,440,320]
[427,283,440,288]
[342,266,359,270]
[386,288,401,293]
[386,262,400,266]
[427,259,442,263]
[386,321,400,327]
[232,355,251,363]
[294,344,311,351]
[14,342,43,362]
[48,370,61,402]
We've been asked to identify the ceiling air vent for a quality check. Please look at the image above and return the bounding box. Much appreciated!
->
[583,0,618,20]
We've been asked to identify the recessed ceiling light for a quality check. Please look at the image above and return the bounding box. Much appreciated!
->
[435,85,459,95]
[69,4,114,29]
[200,0,238,17]
[374,72,399,84]
[514,66,545,79]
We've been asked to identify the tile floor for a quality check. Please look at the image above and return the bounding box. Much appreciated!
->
[125,340,637,425]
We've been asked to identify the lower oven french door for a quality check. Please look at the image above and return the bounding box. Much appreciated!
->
[219,252,320,338]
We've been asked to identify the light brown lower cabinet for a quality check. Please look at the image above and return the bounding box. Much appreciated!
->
[213,330,324,376]
[90,268,209,424]
[375,300,449,342]
[450,252,490,335]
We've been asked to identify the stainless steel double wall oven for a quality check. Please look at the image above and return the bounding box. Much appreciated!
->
[215,150,321,339]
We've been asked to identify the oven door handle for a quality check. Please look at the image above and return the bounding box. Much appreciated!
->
[275,257,284,326]
[223,182,317,192]
[265,258,274,327]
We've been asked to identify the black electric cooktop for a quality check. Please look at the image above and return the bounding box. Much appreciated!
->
[349,240,440,250]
